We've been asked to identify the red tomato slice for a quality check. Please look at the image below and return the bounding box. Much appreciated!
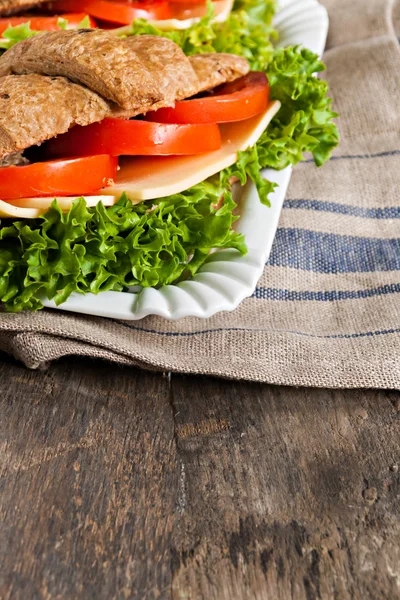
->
[0,155,118,200]
[0,13,96,35]
[168,0,206,4]
[169,0,224,19]
[48,0,173,24]
[45,119,222,158]
[146,72,270,125]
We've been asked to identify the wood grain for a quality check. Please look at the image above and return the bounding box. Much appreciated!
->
[170,378,400,600]
[0,354,177,600]
[0,353,399,600]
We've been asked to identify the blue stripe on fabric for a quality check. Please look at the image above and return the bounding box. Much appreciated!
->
[118,321,400,340]
[304,149,400,163]
[252,283,400,301]
[268,229,400,273]
[284,199,400,219]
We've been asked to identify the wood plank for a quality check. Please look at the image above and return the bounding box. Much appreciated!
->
[0,354,399,600]
[170,376,400,600]
[0,354,177,600]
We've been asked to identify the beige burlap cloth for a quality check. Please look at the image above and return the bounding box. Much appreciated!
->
[0,0,399,387]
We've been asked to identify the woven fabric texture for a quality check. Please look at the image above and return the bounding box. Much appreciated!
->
[0,0,399,387]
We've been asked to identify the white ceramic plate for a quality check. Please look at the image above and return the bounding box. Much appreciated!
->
[43,0,329,320]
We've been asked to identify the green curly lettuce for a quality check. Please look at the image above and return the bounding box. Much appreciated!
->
[0,0,339,311]
[0,16,92,50]
[0,185,245,312]
[222,46,340,205]
[127,0,276,67]
[126,2,217,54]
[0,22,37,50]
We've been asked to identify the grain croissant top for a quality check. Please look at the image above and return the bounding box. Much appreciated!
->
[0,29,163,112]
[0,31,250,159]
[0,29,250,111]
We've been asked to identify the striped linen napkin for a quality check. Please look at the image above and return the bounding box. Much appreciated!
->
[0,0,399,388]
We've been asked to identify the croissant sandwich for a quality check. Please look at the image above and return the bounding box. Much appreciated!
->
[0,4,339,313]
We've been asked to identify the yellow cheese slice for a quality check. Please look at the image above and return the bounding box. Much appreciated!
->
[0,100,280,219]
[103,100,280,201]
[0,202,42,219]
[0,196,114,219]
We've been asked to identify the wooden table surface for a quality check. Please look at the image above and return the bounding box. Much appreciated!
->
[1,352,399,600]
